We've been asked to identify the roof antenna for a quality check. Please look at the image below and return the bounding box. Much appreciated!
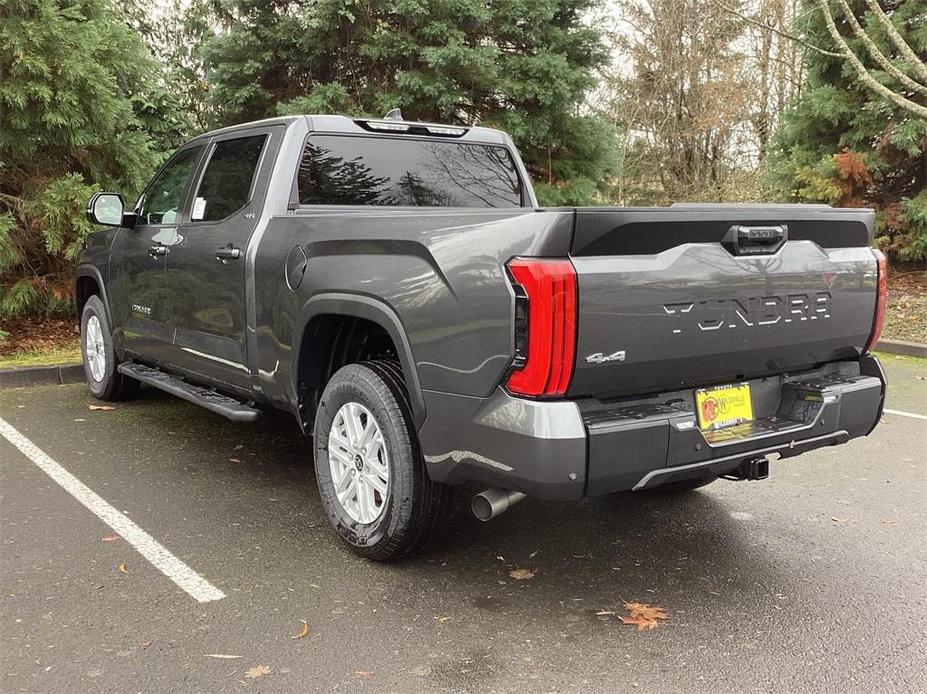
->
[383,108,403,121]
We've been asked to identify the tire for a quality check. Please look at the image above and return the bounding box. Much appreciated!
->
[313,361,452,561]
[646,475,718,494]
[80,295,138,401]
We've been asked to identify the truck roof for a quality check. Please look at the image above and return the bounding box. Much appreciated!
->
[191,114,510,145]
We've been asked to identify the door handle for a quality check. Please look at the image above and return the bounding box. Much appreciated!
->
[148,244,168,258]
[215,245,241,261]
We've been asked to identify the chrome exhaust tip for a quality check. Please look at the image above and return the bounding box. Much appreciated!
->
[471,488,527,521]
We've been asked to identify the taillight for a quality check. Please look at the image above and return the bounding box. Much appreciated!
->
[505,258,577,397]
[864,248,887,354]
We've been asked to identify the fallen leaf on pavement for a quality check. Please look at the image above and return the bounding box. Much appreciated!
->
[205,654,242,659]
[880,518,897,524]
[509,568,536,580]
[291,620,309,639]
[101,534,119,542]
[118,562,128,574]
[245,665,271,679]
[831,517,849,523]
[619,602,669,631]
[88,404,115,411]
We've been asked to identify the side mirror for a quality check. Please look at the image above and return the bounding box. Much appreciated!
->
[86,192,125,226]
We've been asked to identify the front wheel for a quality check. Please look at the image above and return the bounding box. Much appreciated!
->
[313,362,451,561]
[80,295,138,401]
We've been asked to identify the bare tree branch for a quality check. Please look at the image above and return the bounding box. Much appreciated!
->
[861,0,927,84]
[837,0,927,96]
[816,0,927,119]
[714,0,842,57]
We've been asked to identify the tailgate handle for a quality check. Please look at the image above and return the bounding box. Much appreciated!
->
[726,225,787,255]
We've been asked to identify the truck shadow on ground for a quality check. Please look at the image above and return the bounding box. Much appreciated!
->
[132,386,792,626]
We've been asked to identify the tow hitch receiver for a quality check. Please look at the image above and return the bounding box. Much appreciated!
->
[725,457,770,481]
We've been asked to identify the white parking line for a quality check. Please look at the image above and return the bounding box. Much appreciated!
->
[884,408,927,421]
[0,417,225,603]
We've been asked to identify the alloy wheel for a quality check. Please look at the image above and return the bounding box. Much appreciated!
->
[327,401,390,524]
[85,315,106,382]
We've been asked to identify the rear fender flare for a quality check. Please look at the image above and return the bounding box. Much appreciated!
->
[292,293,426,428]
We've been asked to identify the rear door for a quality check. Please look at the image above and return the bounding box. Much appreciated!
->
[165,127,278,392]
[110,144,203,362]
[568,204,878,400]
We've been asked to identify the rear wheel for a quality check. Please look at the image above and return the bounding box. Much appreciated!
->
[80,295,138,401]
[313,361,451,561]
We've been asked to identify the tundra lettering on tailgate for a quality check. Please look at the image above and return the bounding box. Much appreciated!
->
[663,292,831,335]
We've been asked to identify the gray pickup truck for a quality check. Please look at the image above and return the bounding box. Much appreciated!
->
[80,113,887,560]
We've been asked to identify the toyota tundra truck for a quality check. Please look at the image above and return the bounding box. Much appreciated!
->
[79,113,887,560]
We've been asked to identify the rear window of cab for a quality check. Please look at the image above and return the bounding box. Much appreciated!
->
[297,135,523,208]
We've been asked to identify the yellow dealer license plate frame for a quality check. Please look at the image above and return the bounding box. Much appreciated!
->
[695,383,754,431]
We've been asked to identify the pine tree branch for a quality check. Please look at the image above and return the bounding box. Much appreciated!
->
[861,0,927,84]
[713,0,842,57]
[816,0,927,119]
[838,0,927,96]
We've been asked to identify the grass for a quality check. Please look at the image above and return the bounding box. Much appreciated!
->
[0,314,80,369]
[873,351,926,365]
[883,291,927,344]
[0,345,83,369]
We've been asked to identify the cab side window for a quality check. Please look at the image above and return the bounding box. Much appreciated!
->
[191,135,266,222]
[138,146,202,225]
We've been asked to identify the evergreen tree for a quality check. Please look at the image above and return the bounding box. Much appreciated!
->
[189,0,619,204]
[769,0,927,260]
[0,0,186,318]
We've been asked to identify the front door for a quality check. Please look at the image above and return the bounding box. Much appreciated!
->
[166,130,275,392]
[109,145,203,363]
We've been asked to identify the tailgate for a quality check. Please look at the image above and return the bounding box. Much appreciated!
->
[568,204,878,400]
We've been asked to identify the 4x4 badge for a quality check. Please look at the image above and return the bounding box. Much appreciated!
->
[585,350,626,364]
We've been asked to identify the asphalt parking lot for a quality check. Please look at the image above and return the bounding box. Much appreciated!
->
[1,354,925,693]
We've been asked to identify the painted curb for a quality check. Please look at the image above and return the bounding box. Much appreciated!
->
[876,340,927,359]
[0,363,84,388]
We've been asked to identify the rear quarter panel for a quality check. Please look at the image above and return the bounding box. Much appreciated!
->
[250,207,573,410]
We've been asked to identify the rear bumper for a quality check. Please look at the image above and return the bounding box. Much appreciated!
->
[419,356,885,500]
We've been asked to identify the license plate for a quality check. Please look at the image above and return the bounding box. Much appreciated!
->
[695,383,753,430]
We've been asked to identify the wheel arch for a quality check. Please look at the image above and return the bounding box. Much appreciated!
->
[74,265,112,325]
[292,293,426,432]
